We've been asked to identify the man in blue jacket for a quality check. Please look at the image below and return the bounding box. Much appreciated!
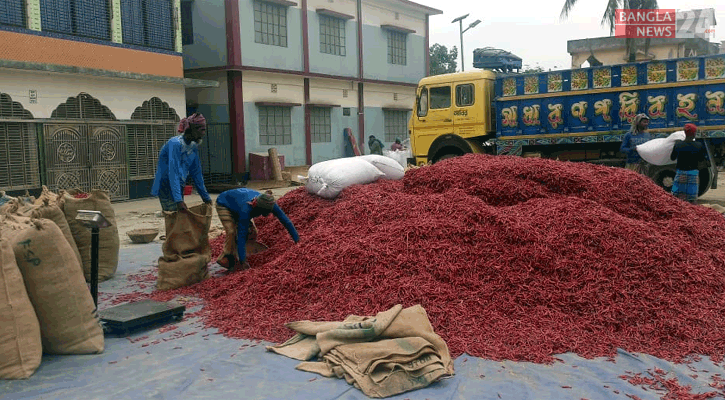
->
[215,188,299,270]
[151,113,212,211]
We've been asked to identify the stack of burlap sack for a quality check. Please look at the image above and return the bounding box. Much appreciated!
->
[268,304,454,398]
[0,186,121,380]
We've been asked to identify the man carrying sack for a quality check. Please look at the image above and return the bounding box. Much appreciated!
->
[151,113,212,212]
[215,189,299,270]
[670,123,707,203]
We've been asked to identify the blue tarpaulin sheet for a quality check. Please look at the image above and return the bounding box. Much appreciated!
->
[2,243,725,400]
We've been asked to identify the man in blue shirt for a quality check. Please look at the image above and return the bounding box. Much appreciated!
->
[151,113,212,211]
[215,188,299,270]
[620,113,652,174]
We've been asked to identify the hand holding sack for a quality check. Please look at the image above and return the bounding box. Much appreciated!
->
[636,131,686,166]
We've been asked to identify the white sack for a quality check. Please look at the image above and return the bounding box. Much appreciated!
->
[306,158,385,199]
[636,131,686,166]
[359,154,405,180]
[382,149,412,168]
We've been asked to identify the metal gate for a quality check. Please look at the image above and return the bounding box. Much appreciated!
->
[44,124,129,200]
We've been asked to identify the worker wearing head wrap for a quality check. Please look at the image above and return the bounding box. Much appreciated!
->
[151,113,212,212]
[215,188,299,270]
[390,138,404,152]
[620,113,652,174]
[368,135,384,155]
[670,123,707,203]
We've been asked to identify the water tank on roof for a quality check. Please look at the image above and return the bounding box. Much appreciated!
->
[473,47,523,72]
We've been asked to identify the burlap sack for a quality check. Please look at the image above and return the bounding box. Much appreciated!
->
[60,190,120,282]
[0,228,42,379]
[157,203,212,291]
[34,185,59,206]
[0,198,33,216]
[23,198,83,268]
[0,215,104,354]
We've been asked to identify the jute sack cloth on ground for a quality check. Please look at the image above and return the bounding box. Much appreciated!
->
[0,215,104,354]
[267,304,453,398]
[157,203,212,291]
[0,229,42,379]
[60,190,120,282]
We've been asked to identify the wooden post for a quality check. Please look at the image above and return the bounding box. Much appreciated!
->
[268,148,284,181]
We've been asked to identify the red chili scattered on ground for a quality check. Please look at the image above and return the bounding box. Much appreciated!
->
[74,192,90,199]
[141,154,725,365]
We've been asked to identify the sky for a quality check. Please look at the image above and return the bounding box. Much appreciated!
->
[414,0,725,71]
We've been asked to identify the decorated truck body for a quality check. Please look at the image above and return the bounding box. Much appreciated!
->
[408,53,725,195]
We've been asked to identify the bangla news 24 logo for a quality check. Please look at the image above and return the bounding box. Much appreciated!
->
[614,9,715,39]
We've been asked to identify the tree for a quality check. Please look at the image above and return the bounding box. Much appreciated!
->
[429,44,458,76]
[560,0,659,63]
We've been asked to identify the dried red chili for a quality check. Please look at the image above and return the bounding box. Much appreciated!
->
[118,154,725,366]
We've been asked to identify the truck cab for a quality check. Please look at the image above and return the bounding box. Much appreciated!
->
[410,71,497,165]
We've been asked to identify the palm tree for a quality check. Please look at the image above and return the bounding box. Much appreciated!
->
[561,0,659,63]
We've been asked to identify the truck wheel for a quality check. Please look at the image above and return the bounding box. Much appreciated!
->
[653,169,676,192]
[436,153,459,162]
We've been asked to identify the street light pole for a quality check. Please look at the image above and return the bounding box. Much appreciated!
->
[452,14,481,72]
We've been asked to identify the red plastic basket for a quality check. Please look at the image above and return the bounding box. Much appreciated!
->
[183,185,193,195]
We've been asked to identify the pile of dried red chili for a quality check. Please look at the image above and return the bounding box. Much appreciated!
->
[74,192,90,199]
[151,154,725,364]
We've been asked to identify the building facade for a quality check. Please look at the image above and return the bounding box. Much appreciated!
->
[568,37,722,69]
[0,0,217,200]
[181,0,441,179]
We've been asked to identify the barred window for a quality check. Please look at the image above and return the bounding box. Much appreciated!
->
[0,0,26,28]
[311,107,331,143]
[41,0,111,41]
[384,110,408,142]
[121,0,174,51]
[0,123,40,191]
[254,0,287,47]
[319,15,345,56]
[181,1,193,45]
[127,125,177,180]
[387,30,406,65]
[259,106,292,145]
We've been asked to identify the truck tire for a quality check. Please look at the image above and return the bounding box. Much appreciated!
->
[433,149,464,163]
[650,166,711,197]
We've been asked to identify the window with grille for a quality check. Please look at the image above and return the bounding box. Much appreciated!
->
[181,1,193,45]
[0,0,26,28]
[254,0,287,47]
[259,106,292,145]
[127,97,179,180]
[121,0,174,51]
[319,14,345,56]
[0,123,41,191]
[384,110,408,142]
[311,107,331,143]
[387,30,406,65]
[40,0,111,41]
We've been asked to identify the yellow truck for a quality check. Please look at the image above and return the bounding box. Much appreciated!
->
[408,54,725,195]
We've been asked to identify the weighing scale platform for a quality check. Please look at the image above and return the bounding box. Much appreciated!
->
[100,300,185,333]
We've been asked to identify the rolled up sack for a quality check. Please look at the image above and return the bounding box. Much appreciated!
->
[636,131,686,166]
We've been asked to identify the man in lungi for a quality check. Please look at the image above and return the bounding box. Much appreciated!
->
[215,188,299,270]
[151,113,212,211]
[670,123,707,203]
[620,113,653,174]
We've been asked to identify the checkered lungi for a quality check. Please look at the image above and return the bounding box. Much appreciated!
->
[215,204,257,268]
[671,169,699,203]
[157,181,181,211]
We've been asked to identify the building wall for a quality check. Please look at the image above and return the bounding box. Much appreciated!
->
[309,77,358,163]
[182,0,228,69]
[238,0,304,71]
[0,30,183,77]
[307,10,359,77]
[0,68,186,120]
[186,71,230,123]
[361,0,426,83]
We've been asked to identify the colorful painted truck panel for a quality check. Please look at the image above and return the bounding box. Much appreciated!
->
[494,54,725,139]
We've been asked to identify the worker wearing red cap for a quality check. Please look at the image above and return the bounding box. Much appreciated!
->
[670,123,707,203]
